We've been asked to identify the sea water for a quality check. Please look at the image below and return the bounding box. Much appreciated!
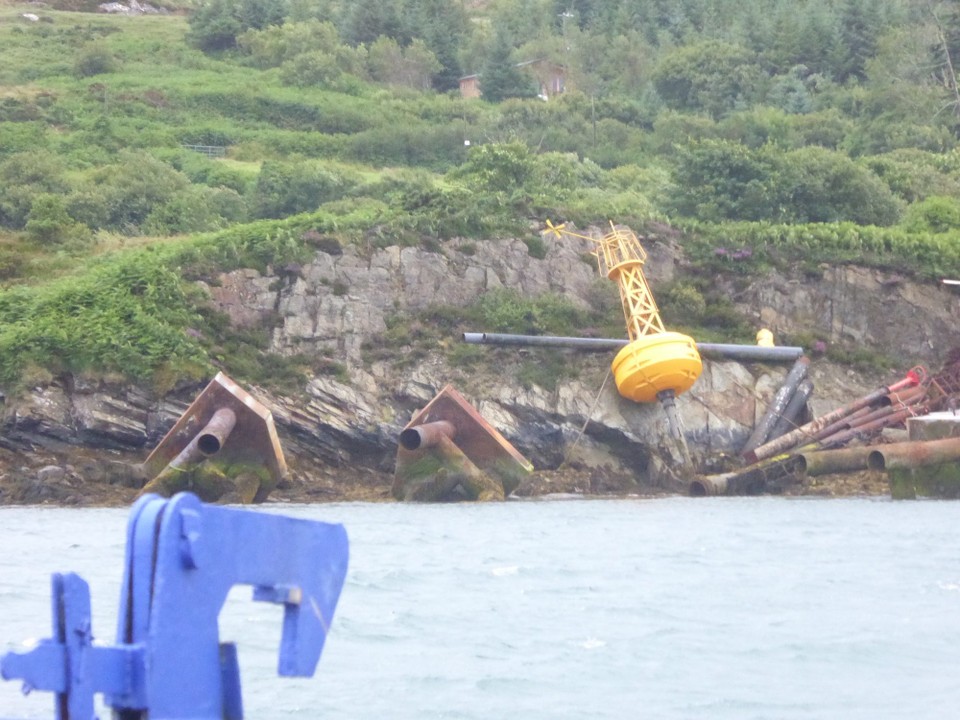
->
[1,497,958,720]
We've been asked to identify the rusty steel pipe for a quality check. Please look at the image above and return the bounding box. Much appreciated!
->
[886,382,929,405]
[808,404,877,446]
[867,436,960,471]
[820,404,926,449]
[841,385,926,431]
[859,403,924,433]
[399,420,457,451]
[817,405,899,448]
[166,407,238,471]
[745,367,927,464]
[792,446,874,477]
[196,407,238,456]
[745,389,890,462]
[810,383,925,448]
[689,474,729,496]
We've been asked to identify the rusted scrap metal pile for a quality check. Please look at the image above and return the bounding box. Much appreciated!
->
[693,351,960,496]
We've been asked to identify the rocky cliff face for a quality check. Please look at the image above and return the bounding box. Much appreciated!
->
[2,230,956,504]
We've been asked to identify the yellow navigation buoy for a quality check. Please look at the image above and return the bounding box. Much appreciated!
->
[612,332,702,403]
[544,221,702,405]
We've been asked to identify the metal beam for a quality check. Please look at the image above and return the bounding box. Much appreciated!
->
[462,333,804,362]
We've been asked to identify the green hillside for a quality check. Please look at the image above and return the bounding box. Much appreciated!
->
[1,0,959,392]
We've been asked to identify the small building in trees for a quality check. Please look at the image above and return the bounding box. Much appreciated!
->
[459,59,566,100]
[459,73,482,99]
[516,59,566,99]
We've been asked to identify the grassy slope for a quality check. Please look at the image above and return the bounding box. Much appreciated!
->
[0,1,955,395]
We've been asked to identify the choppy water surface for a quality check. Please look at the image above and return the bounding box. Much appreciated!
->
[1,497,958,720]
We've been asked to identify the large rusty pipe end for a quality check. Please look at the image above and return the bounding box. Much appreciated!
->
[197,407,238,456]
[867,450,886,472]
[690,475,729,496]
[399,420,457,451]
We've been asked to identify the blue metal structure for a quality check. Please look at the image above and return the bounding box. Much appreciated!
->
[1,492,349,720]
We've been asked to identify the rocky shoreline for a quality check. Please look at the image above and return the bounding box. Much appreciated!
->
[1,231,952,508]
[0,445,891,507]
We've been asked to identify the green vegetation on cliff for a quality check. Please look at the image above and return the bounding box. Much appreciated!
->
[0,0,958,391]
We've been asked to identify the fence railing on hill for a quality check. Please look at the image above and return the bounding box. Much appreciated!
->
[181,144,227,158]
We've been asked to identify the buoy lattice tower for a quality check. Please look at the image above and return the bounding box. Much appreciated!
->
[544,220,702,451]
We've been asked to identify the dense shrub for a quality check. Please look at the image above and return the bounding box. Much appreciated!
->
[238,19,342,68]
[0,151,69,229]
[251,160,351,219]
[669,139,777,222]
[85,151,190,233]
[669,140,902,225]
[0,256,209,389]
[182,90,379,134]
[343,123,466,169]
[864,150,960,204]
[25,194,84,244]
[899,197,960,234]
[73,43,116,77]
[144,186,246,235]
[389,184,517,241]
[651,41,763,120]
[780,146,903,225]
[452,142,536,197]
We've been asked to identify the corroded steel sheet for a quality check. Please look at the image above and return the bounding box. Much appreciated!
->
[143,372,287,493]
[393,385,533,500]
[403,385,533,476]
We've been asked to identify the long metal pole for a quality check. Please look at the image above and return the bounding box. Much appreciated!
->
[462,333,804,362]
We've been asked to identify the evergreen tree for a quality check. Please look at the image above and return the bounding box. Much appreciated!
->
[238,0,288,31]
[408,0,469,92]
[480,26,538,102]
[834,0,880,83]
[928,1,960,119]
[187,0,287,52]
[186,0,244,52]
[341,0,405,47]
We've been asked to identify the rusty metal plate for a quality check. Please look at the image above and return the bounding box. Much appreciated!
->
[143,372,287,485]
[403,385,533,475]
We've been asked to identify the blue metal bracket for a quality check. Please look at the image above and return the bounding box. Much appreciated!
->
[1,493,349,720]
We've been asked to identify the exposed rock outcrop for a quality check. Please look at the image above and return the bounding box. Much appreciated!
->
[2,230,955,505]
